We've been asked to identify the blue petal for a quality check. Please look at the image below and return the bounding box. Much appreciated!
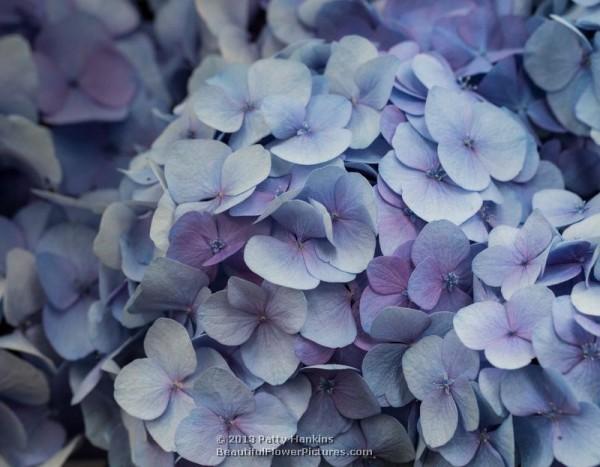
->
[302,283,356,348]
[43,297,95,361]
[261,95,307,139]
[524,20,584,92]
[248,58,312,106]
[144,318,196,381]
[244,234,319,290]
[190,367,255,418]
[114,358,172,420]
[164,139,231,204]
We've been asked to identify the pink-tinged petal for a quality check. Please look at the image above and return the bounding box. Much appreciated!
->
[367,256,411,295]
[514,211,554,260]
[34,53,68,116]
[375,189,420,256]
[294,336,335,365]
[500,260,543,300]
[435,287,472,313]
[407,257,443,310]
[43,88,129,124]
[79,46,137,108]
[380,105,407,144]
[506,285,554,339]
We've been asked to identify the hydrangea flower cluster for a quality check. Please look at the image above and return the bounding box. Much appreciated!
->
[1,1,600,466]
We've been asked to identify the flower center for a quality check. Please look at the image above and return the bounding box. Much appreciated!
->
[582,341,600,360]
[426,165,446,182]
[318,377,336,394]
[172,380,185,392]
[542,401,564,420]
[296,122,312,136]
[209,239,227,254]
[463,137,475,150]
[436,377,454,394]
[443,272,459,292]
[221,416,236,428]
[243,101,256,112]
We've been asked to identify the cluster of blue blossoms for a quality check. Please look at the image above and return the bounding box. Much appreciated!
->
[1,0,600,466]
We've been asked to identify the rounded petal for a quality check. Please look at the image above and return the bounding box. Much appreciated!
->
[453,301,509,350]
[572,281,600,316]
[362,343,413,407]
[192,83,245,133]
[248,58,312,105]
[553,403,600,467]
[42,298,95,361]
[485,335,535,370]
[0,349,49,405]
[302,283,356,348]
[331,370,380,420]
[402,335,445,400]
[244,235,319,290]
[144,318,196,381]
[271,129,352,166]
[79,46,136,108]
[164,139,230,204]
[114,358,172,420]
[190,367,254,418]
[146,391,195,452]
[420,390,459,448]
[241,324,300,385]
[221,144,271,197]
[524,20,583,92]
[370,307,431,343]
[175,406,227,466]
[200,290,259,346]
[235,392,297,451]
[532,189,585,227]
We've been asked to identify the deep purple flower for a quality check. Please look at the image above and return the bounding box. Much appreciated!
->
[374,178,424,256]
[407,220,473,312]
[167,211,267,277]
[297,365,380,439]
[359,242,413,332]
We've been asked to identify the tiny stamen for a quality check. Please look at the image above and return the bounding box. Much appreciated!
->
[209,239,227,254]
